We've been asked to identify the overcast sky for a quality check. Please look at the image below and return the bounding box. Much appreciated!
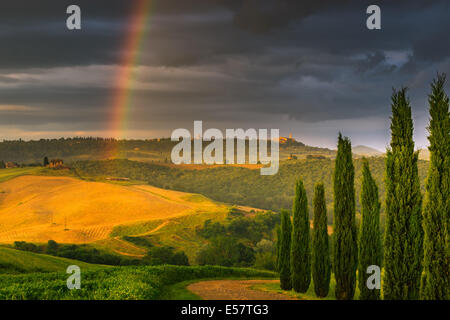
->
[0,0,448,150]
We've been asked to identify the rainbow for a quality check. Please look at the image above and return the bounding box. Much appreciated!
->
[108,0,153,155]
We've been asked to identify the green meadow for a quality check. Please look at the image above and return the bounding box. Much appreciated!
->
[0,262,275,300]
[0,246,102,274]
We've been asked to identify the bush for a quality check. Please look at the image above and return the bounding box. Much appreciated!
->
[46,240,59,255]
[255,239,274,253]
[196,220,226,239]
[13,241,41,253]
[197,237,255,267]
[253,252,277,271]
[56,245,134,266]
[196,211,280,245]
[142,246,189,266]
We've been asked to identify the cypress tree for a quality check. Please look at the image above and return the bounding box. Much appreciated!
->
[291,179,311,292]
[276,225,282,272]
[384,88,423,300]
[43,156,49,166]
[358,159,382,300]
[279,209,292,290]
[420,74,449,300]
[312,182,331,297]
[333,133,357,300]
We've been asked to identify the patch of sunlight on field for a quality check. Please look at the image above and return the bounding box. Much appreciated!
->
[93,238,147,258]
[0,246,99,273]
[111,208,230,263]
[0,175,226,245]
[180,194,209,203]
[110,220,163,238]
[133,185,223,206]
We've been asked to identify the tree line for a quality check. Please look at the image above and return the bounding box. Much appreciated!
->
[12,240,189,267]
[276,74,449,300]
[0,137,175,163]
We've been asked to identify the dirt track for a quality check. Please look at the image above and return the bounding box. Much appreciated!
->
[187,280,297,300]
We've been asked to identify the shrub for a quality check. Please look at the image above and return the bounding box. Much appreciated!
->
[253,252,277,271]
[142,246,189,266]
[196,237,255,267]
[46,240,59,255]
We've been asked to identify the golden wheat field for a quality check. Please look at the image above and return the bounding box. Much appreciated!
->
[0,175,227,244]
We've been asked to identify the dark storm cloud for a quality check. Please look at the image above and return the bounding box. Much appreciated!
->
[0,0,448,69]
[0,0,449,147]
[0,1,130,69]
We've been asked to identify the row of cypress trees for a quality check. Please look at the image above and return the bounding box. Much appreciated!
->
[277,127,383,300]
[277,73,449,300]
[278,180,331,297]
[384,75,449,300]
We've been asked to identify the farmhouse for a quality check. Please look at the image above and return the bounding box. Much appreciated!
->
[279,133,294,144]
[49,159,64,168]
[5,162,18,168]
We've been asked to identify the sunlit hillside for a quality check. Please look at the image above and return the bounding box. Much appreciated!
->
[0,176,228,244]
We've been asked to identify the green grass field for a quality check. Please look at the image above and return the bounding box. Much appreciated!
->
[159,279,208,300]
[0,265,276,300]
[110,209,230,262]
[0,246,101,274]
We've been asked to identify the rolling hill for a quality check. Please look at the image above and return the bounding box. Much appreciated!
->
[0,175,229,245]
[0,246,99,274]
[72,158,429,219]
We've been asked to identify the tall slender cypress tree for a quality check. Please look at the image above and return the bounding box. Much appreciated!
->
[312,182,331,297]
[384,88,423,300]
[279,209,292,290]
[291,179,311,293]
[420,74,449,300]
[358,159,382,300]
[276,225,282,272]
[333,133,357,300]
